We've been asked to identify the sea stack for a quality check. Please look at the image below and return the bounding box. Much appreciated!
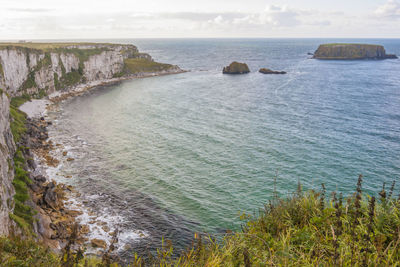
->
[313,44,398,60]
[223,62,250,74]
[259,68,286,74]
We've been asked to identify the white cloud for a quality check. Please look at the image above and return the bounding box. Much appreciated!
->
[375,0,400,19]
[0,1,398,38]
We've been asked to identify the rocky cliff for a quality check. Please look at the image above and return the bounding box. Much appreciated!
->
[0,91,16,236]
[0,43,180,97]
[0,42,182,239]
[313,44,398,60]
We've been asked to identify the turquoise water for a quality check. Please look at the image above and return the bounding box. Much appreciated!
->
[50,39,400,251]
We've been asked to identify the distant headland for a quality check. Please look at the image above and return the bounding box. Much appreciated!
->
[313,43,398,60]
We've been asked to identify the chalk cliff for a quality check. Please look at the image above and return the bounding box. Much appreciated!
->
[0,91,16,236]
[0,42,182,238]
[0,43,181,97]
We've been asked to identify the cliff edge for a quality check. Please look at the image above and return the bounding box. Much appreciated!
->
[0,42,183,244]
[313,43,398,60]
[0,42,182,97]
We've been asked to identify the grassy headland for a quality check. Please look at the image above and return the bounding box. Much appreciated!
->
[124,58,178,74]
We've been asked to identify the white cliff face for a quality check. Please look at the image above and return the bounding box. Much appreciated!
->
[50,53,62,78]
[0,43,180,238]
[60,53,79,73]
[83,51,124,81]
[34,66,56,94]
[0,44,148,97]
[0,92,15,236]
[0,49,29,94]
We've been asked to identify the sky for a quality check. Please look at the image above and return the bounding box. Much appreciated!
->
[0,0,399,39]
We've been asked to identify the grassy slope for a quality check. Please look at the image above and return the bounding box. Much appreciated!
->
[124,58,176,74]
[9,95,37,234]
[2,176,400,266]
[0,42,121,51]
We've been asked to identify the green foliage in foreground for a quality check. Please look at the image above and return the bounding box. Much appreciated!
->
[124,58,175,74]
[0,236,59,266]
[3,176,400,266]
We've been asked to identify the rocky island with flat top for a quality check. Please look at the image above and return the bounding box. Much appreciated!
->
[313,43,398,60]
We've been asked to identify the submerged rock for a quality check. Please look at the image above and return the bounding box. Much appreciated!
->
[313,44,398,60]
[223,62,250,74]
[259,68,286,74]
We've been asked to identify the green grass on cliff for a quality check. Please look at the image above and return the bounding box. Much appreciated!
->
[321,43,382,47]
[9,96,36,235]
[124,58,175,74]
[3,176,400,266]
[0,42,120,51]
[0,236,59,266]
[9,96,29,143]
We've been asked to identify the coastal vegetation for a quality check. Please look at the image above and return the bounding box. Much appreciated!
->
[9,95,37,234]
[0,42,122,51]
[2,176,400,266]
[123,58,177,74]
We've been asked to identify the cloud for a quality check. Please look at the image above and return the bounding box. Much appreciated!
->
[375,0,400,19]
[151,6,302,27]
[260,5,301,26]
[7,8,54,13]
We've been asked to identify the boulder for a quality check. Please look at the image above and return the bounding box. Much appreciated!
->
[91,238,107,249]
[259,68,286,74]
[43,182,58,210]
[222,62,250,74]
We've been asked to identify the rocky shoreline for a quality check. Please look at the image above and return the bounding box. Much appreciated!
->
[19,69,186,257]
[18,117,86,251]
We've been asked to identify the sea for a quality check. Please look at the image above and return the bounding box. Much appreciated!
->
[44,38,400,257]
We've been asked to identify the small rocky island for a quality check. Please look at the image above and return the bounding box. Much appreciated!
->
[313,43,398,60]
[223,61,250,74]
[259,68,286,74]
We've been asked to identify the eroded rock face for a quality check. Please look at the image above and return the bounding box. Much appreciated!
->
[0,49,29,93]
[0,43,153,97]
[313,44,398,60]
[222,62,250,74]
[60,53,79,73]
[0,92,16,236]
[83,51,124,81]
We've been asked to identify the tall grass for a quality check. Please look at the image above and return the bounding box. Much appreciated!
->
[3,177,400,266]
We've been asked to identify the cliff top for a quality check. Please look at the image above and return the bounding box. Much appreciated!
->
[0,42,135,51]
[319,43,384,47]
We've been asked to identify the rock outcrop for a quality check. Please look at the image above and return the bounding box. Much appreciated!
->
[259,68,286,74]
[223,62,250,74]
[313,44,398,60]
[0,91,16,236]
